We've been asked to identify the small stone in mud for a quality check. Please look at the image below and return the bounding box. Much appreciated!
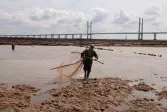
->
[160,77,167,80]
[157,103,162,106]
[107,49,113,51]
[150,99,154,101]
[124,80,133,83]
[139,79,144,81]
[134,80,138,82]
[133,82,155,92]
[156,91,167,100]
[152,84,155,86]
[100,108,105,111]
[158,97,161,101]
[143,98,154,101]
[12,84,40,93]
[127,98,167,111]
[33,93,38,96]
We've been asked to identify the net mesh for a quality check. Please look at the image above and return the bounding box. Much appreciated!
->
[52,52,84,82]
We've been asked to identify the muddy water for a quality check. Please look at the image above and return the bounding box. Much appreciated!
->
[1,45,167,109]
[0,45,167,90]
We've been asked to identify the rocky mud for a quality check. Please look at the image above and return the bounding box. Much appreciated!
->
[133,82,155,92]
[1,77,167,112]
[0,84,40,111]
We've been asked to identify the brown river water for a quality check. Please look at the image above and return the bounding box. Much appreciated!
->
[1,45,167,90]
[1,45,167,109]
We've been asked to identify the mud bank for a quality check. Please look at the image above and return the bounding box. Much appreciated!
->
[1,38,167,47]
[1,77,166,112]
[0,84,40,111]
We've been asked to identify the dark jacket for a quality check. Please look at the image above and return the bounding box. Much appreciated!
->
[81,48,98,65]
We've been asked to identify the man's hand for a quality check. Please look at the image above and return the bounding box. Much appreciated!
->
[94,58,98,61]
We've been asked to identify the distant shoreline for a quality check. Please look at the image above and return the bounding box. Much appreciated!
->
[1,37,167,47]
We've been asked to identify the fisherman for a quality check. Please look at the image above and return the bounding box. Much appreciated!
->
[12,43,15,51]
[81,44,98,79]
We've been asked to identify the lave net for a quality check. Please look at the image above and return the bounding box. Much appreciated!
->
[52,52,84,82]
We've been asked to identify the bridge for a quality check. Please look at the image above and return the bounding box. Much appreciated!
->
[0,31,167,40]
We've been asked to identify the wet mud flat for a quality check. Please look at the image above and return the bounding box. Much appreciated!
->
[1,77,167,112]
[0,84,40,112]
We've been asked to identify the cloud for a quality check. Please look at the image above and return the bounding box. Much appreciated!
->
[91,8,109,23]
[57,11,85,24]
[29,8,86,23]
[152,21,161,26]
[0,8,88,34]
[144,5,160,21]
[29,8,45,20]
[29,8,86,30]
[112,10,134,25]
[0,11,25,20]
[0,3,165,35]
[29,8,69,20]
[0,19,24,26]
[0,11,28,26]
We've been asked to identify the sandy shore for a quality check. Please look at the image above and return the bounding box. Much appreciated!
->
[1,77,167,112]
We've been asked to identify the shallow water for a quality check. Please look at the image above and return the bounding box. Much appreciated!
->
[127,90,167,108]
[0,108,14,112]
[0,45,167,91]
[30,93,52,104]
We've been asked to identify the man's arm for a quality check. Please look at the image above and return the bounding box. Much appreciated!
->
[93,51,98,59]
[81,49,87,58]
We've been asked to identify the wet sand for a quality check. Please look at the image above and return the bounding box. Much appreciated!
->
[1,77,167,112]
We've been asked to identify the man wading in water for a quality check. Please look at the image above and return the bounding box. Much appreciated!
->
[12,43,15,51]
[81,44,98,79]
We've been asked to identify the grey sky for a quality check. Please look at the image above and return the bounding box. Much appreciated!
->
[0,0,167,35]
